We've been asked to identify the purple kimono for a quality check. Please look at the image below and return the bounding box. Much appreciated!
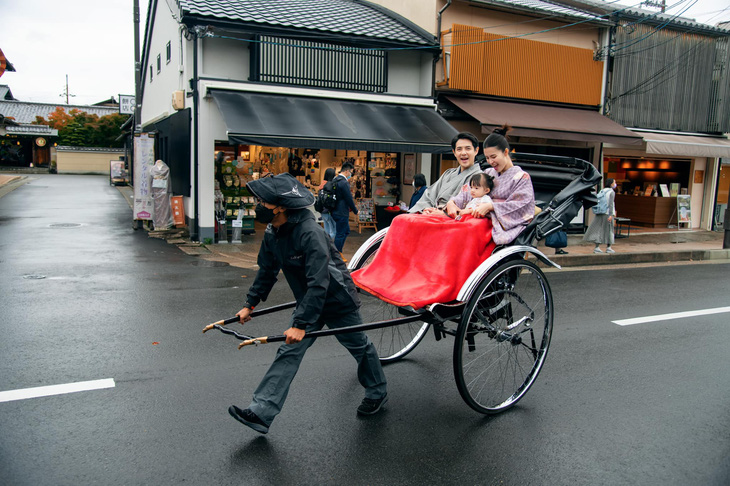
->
[451,166,535,244]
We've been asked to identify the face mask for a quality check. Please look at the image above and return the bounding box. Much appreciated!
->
[255,203,276,224]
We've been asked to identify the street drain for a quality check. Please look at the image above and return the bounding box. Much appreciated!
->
[23,274,47,279]
[191,260,230,267]
[49,223,83,228]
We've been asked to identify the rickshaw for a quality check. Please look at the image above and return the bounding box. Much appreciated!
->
[205,153,601,415]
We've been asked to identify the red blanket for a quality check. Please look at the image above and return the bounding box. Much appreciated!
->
[351,214,496,309]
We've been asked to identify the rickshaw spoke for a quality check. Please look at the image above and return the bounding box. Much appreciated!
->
[455,259,553,414]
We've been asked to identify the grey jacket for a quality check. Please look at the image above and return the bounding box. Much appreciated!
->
[409,163,482,213]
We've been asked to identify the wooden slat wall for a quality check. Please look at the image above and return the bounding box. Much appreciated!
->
[449,24,603,106]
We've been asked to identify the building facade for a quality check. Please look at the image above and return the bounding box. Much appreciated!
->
[139,0,458,241]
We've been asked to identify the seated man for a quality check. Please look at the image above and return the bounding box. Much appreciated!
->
[409,132,483,214]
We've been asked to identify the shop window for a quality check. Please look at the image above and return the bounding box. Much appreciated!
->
[157,54,161,74]
[251,35,387,93]
[166,41,171,64]
[150,67,153,83]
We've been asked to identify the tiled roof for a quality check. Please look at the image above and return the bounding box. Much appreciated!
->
[0,100,118,124]
[559,0,730,34]
[178,0,435,45]
[0,85,15,101]
[472,0,608,23]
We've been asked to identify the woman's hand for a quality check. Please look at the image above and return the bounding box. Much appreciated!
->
[422,207,438,214]
[445,200,460,218]
[472,201,493,218]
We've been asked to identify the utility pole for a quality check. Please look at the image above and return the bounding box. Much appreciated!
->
[133,0,141,134]
[60,74,76,104]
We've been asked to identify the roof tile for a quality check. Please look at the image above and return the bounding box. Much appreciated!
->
[178,0,434,45]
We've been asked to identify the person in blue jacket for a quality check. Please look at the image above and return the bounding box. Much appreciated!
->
[227,173,387,434]
[331,162,359,253]
[409,173,427,210]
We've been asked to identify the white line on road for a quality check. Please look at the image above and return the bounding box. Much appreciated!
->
[0,378,115,403]
[613,306,730,326]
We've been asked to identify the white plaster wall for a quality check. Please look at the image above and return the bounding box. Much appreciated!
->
[140,0,186,126]
[201,37,250,80]
[388,51,432,97]
[196,90,230,240]
[690,157,706,229]
[367,0,440,34]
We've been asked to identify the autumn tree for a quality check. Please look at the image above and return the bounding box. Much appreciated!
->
[33,108,130,148]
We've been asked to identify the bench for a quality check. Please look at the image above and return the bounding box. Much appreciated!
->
[615,217,631,238]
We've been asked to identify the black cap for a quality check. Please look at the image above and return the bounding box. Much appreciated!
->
[246,173,315,209]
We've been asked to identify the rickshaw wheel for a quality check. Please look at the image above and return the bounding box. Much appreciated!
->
[353,241,430,363]
[454,259,553,414]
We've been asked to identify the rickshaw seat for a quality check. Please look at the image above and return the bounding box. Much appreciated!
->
[351,213,496,309]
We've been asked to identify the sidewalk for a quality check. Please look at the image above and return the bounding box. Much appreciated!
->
[153,212,730,270]
[4,175,725,270]
[117,183,728,269]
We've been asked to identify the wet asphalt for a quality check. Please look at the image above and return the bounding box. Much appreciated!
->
[1,174,729,485]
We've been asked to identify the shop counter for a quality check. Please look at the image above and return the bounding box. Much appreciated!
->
[615,195,677,228]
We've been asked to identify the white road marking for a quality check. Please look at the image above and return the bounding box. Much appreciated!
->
[0,378,115,403]
[613,307,730,326]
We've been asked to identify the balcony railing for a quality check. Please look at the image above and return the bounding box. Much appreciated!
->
[252,35,387,93]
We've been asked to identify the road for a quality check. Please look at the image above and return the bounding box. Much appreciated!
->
[1,174,729,485]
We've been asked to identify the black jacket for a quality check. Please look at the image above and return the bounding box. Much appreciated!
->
[331,175,358,219]
[245,209,360,329]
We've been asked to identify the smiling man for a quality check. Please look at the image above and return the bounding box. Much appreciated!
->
[408,132,484,214]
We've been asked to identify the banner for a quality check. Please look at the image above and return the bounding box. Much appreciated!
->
[133,133,155,220]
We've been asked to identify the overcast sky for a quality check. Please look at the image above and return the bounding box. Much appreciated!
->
[1,0,728,106]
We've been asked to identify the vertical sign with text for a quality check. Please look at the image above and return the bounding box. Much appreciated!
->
[133,133,155,220]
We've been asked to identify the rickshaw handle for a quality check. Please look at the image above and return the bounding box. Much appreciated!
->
[237,313,424,349]
[202,301,297,333]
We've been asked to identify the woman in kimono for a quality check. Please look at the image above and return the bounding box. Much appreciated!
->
[447,125,535,245]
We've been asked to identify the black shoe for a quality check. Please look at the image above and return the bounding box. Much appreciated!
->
[555,249,568,255]
[357,395,388,416]
[228,405,269,434]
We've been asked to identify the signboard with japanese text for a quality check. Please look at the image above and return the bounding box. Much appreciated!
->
[119,94,135,115]
[133,133,155,220]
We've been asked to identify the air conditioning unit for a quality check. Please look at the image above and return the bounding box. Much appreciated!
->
[172,90,185,110]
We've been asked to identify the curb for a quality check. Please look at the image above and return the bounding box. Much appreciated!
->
[540,248,730,267]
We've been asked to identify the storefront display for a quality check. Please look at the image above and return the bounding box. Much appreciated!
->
[368,152,400,206]
[215,147,255,242]
[211,143,411,241]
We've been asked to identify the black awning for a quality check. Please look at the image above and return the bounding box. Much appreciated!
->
[210,90,457,153]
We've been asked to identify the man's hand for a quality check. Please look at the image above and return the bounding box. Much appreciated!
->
[608,215,613,223]
[284,327,306,344]
[473,201,494,218]
[445,200,460,218]
[236,307,253,324]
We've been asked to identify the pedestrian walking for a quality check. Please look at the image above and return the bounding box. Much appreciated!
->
[228,173,388,434]
[332,162,358,253]
[584,178,617,253]
[318,167,336,240]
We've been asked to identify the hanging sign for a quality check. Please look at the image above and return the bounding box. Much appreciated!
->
[133,133,155,220]
[119,94,135,115]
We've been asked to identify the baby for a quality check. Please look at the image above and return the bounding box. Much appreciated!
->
[453,172,494,218]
